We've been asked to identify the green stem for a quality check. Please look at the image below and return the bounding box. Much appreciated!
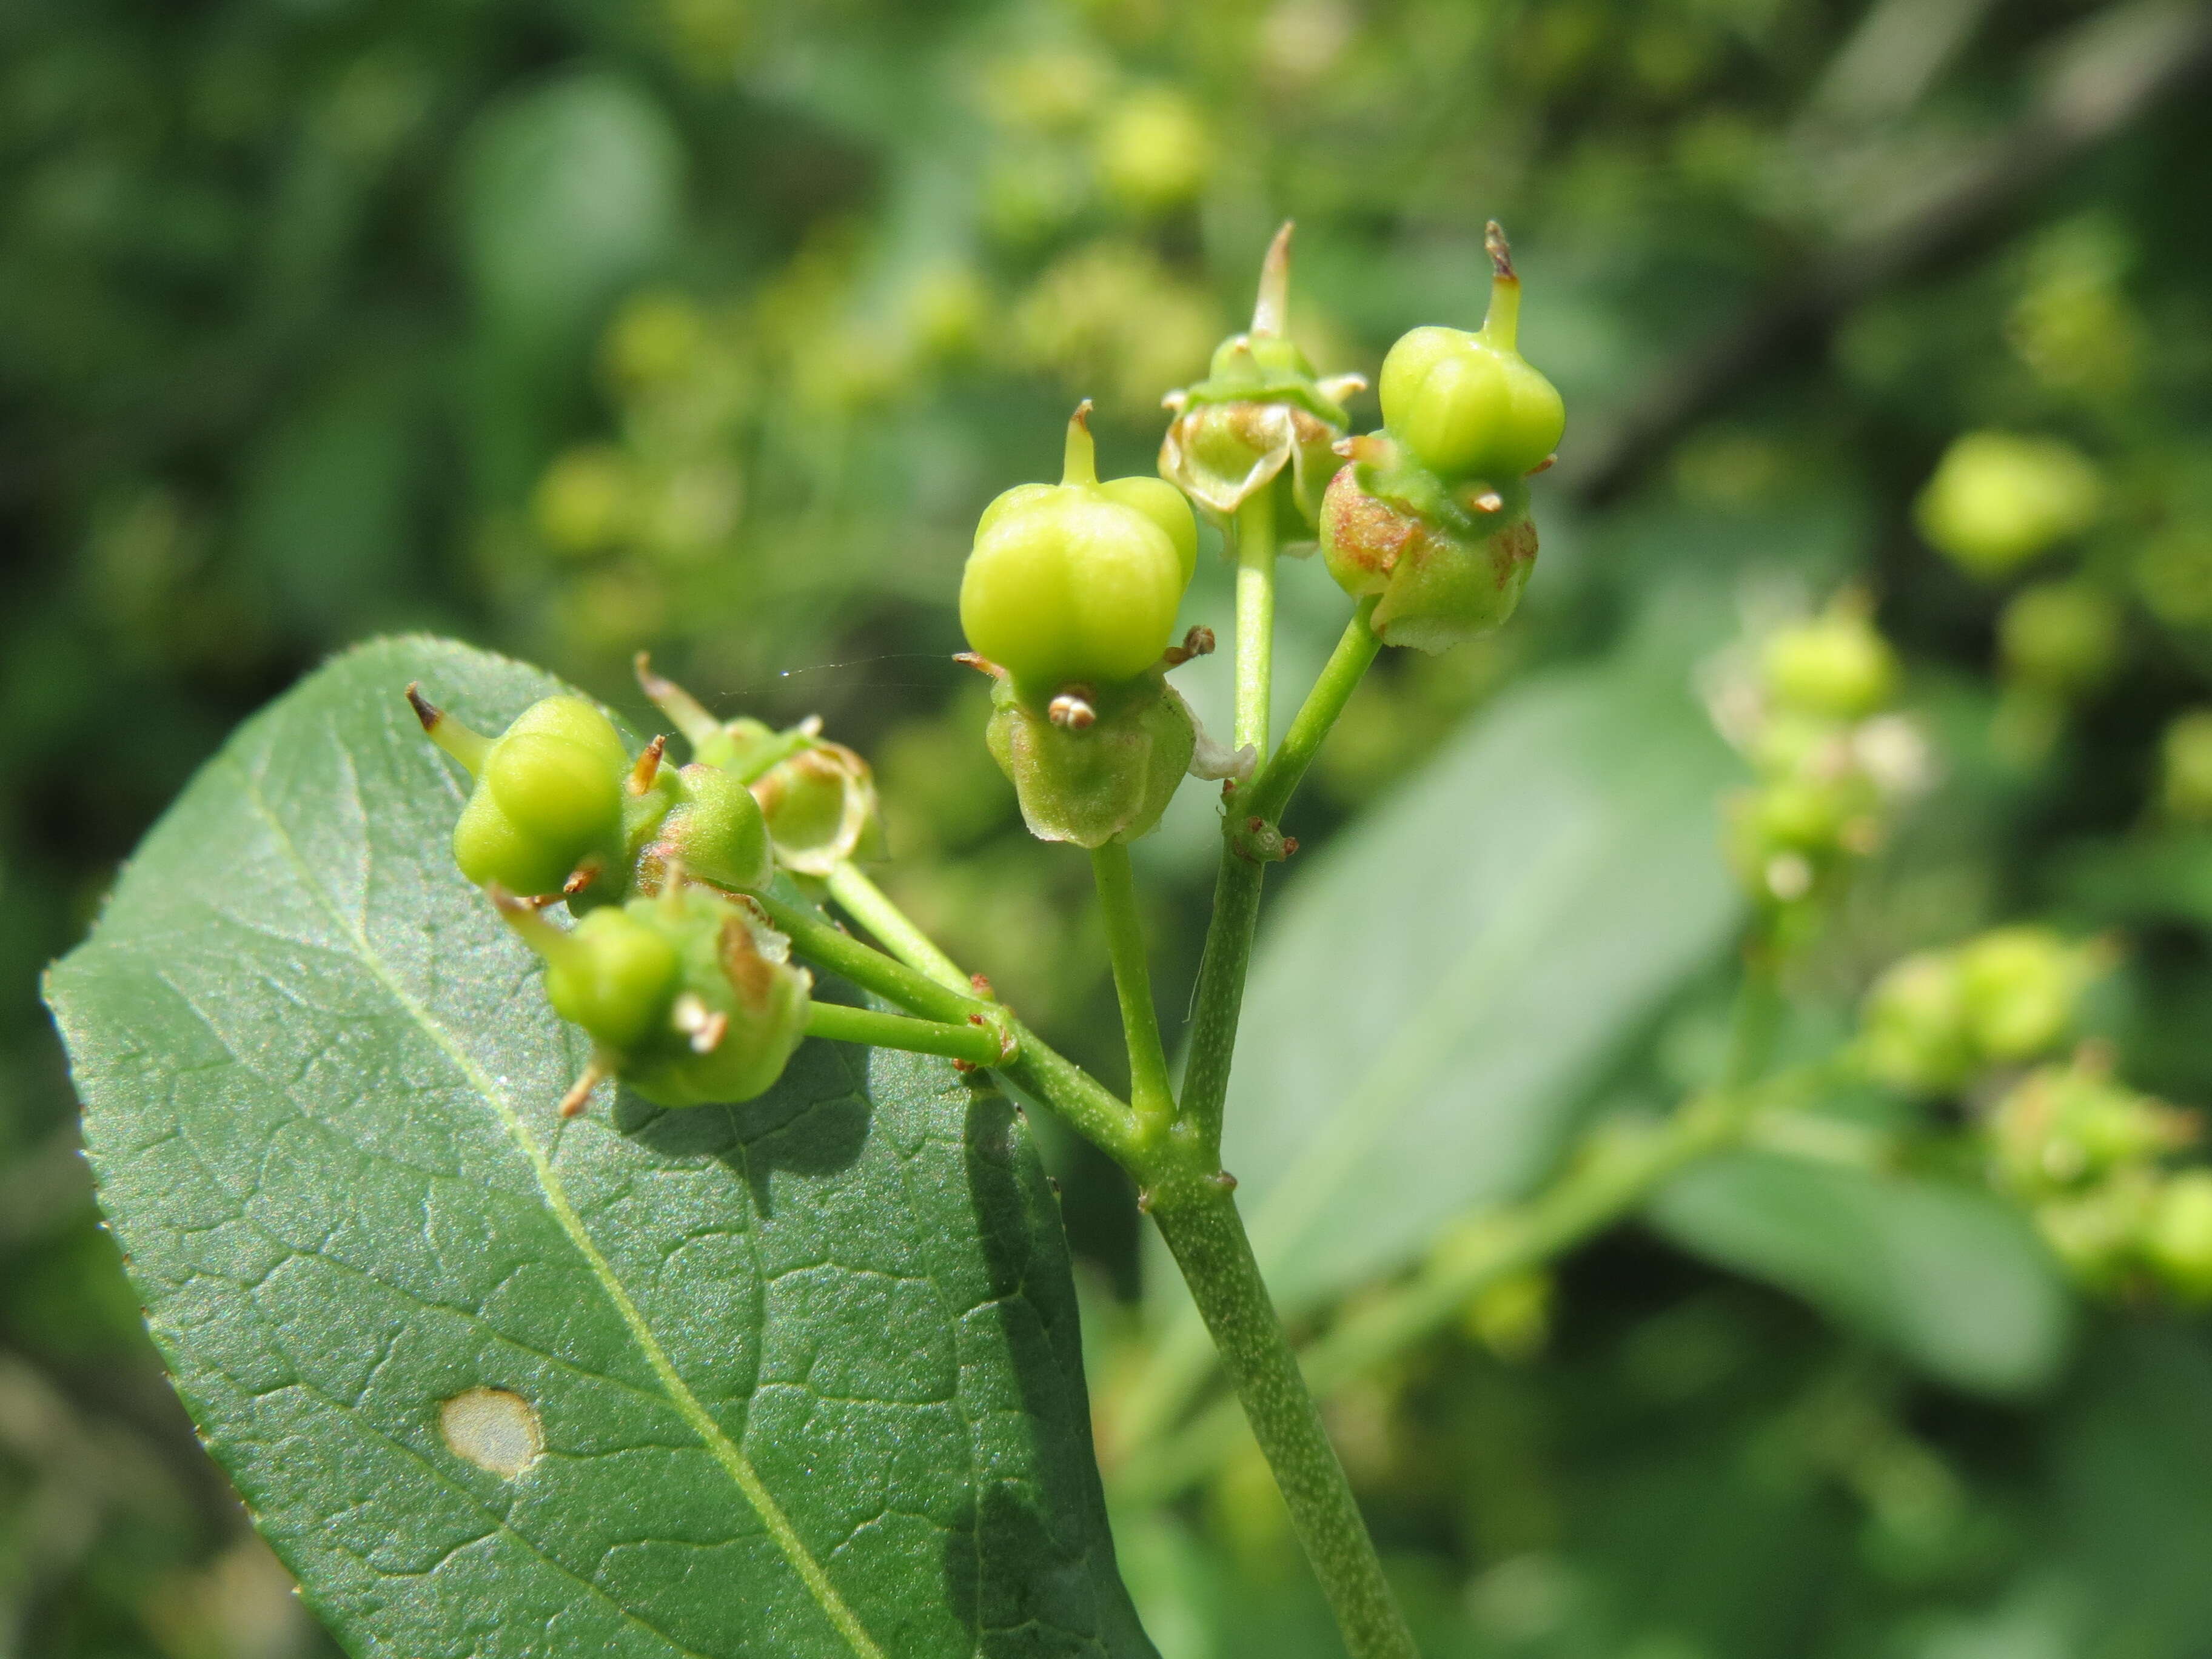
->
[1725,930,1786,1090]
[1178,856,1263,1162]
[997,1022,1147,1167]
[805,1000,1004,1065]
[1182,597,1384,1163]
[752,889,982,1027]
[1150,1190,1418,1659]
[1248,597,1382,821]
[789,806,1411,1652]
[760,883,1147,1165]
[1091,842,1177,1141]
[1110,1049,1832,1507]
[1235,488,1278,759]
[825,861,972,996]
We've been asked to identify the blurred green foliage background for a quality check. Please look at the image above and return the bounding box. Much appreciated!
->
[10,0,2212,1654]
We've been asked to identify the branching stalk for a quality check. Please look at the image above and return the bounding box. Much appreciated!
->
[1114,1061,1832,1507]
[1182,597,1383,1160]
[759,883,1148,1165]
[805,1000,1004,1065]
[1247,597,1382,821]
[825,861,973,996]
[1091,842,1178,1140]
[752,888,984,1028]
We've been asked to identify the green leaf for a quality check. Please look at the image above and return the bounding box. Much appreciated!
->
[45,637,1153,1659]
[1167,598,1746,1324]
[1647,1151,2075,1396]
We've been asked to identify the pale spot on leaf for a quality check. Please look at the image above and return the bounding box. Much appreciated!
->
[440,1388,541,1478]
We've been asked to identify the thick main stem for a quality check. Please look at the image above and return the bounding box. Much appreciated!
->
[1091,842,1177,1139]
[1116,1096,1752,1507]
[1151,1192,1418,1659]
[1113,953,1822,1507]
[1235,488,1278,759]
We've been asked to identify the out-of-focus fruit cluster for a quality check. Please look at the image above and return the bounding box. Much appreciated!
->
[1706,597,1931,936]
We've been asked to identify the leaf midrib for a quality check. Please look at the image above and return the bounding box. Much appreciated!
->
[232,750,890,1659]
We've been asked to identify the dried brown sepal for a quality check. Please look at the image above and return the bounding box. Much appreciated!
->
[627,734,668,796]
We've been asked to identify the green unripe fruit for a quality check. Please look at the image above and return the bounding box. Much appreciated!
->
[2163,709,2212,824]
[501,883,811,1111]
[1984,1053,2183,1204]
[623,887,811,1107]
[418,689,632,900]
[961,404,1198,696]
[1859,950,1972,1094]
[1751,775,1868,850]
[2034,1175,2157,1291]
[2148,1170,2212,1301]
[985,670,1196,848]
[1380,326,1564,486]
[1375,227,1563,486]
[652,763,774,894]
[1999,581,2122,695]
[1320,455,1537,653]
[1956,926,2089,1064]
[1761,608,1897,720]
[631,657,888,879]
[450,791,568,899]
[543,908,684,1052]
[1095,87,1211,214]
[1913,432,2101,577]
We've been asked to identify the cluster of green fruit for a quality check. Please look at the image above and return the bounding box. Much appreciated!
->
[956,222,1565,843]
[1714,598,1925,931]
[409,669,880,1114]
[1985,1053,2212,1299]
[1858,927,2107,1094]
[1855,925,2212,1297]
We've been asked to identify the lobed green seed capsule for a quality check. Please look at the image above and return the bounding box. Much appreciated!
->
[1375,225,1563,488]
[415,689,630,900]
[1860,950,1975,1094]
[1999,581,2122,697]
[2160,709,2212,824]
[416,685,777,911]
[634,657,888,877]
[499,882,811,1113]
[1956,926,2097,1064]
[1319,448,1538,653]
[1319,224,1562,653]
[648,762,775,895]
[1862,928,2108,1096]
[960,403,1198,699]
